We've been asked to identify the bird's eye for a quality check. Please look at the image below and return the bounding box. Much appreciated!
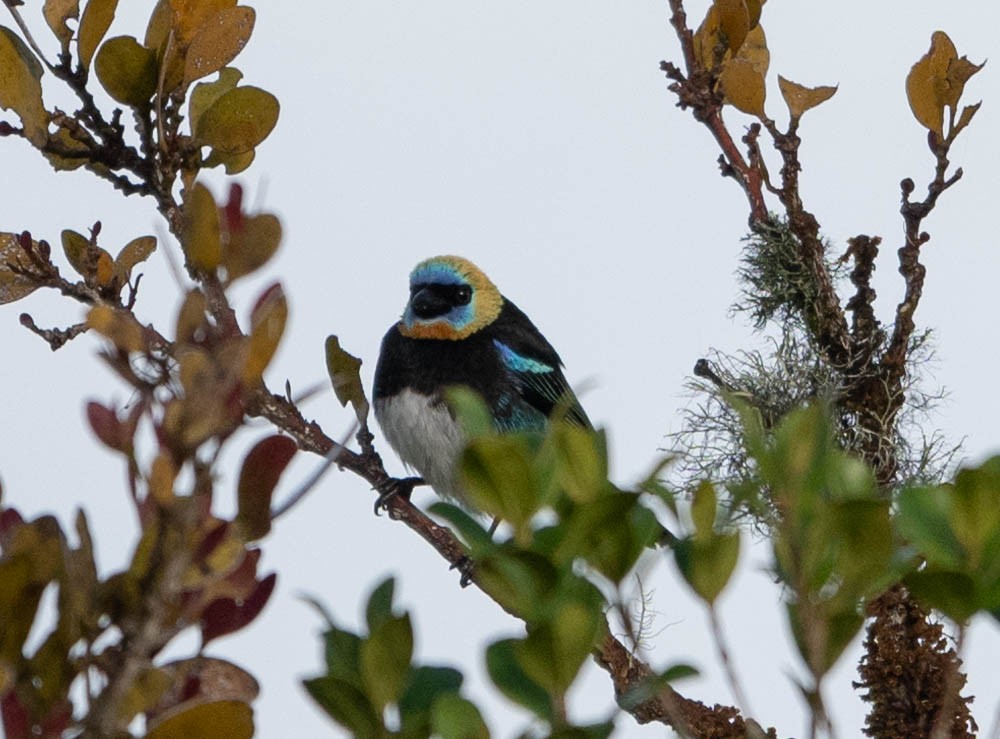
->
[455,286,472,305]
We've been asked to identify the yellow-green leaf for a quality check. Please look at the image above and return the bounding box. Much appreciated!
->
[43,0,80,52]
[719,58,766,117]
[94,36,158,108]
[43,126,89,170]
[196,85,279,154]
[189,67,242,135]
[182,183,222,272]
[204,147,255,174]
[778,75,837,120]
[183,7,254,86]
[325,336,369,424]
[0,27,48,147]
[113,235,156,284]
[244,283,287,384]
[146,700,253,739]
[0,232,40,305]
[78,0,119,70]
[225,213,281,282]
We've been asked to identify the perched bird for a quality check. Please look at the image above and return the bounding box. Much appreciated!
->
[373,255,590,509]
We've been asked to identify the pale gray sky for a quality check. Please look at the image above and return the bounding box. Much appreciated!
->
[2,2,998,737]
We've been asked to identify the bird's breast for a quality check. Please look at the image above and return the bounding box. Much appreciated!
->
[374,389,467,503]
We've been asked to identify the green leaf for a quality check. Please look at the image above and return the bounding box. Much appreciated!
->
[897,486,964,569]
[690,480,718,537]
[145,700,253,739]
[444,386,493,438]
[0,26,48,147]
[427,502,494,553]
[184,7,255,86]
[905,570,979,622]
[460,435,541,539]
[399,665,465,727]
[195,85,279,154]
[94,36,158,107]
[322,625,364,685]
[365,577,396,632]
[517,599,602,694]
[360,614,414,709]
[77,0,119,70]
[673,532,740,604]
[303,676,382,736]
[431,694,489,739]
[324,335,370,425]
[549,424,607,504]
[486,639,553,722]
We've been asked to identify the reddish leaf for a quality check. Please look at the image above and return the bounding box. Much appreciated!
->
[1,691,29,739]
[86,401,124,451]
[194,521,230,562]
[200,572,277,645]
[236,435,296,540]
[0,508,24,537]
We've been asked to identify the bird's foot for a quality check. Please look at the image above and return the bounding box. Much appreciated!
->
[373,476,424,516]
[451,556,475,588]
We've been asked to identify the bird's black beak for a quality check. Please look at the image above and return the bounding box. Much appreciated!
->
[410,287,452,319]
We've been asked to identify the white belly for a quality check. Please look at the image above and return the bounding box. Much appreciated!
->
[374,389,468,503]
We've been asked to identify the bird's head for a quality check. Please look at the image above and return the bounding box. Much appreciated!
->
[399,255,503,340]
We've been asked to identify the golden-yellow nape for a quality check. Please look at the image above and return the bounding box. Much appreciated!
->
[399,255,504,340]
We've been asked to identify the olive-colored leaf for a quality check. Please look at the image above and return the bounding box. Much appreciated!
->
[94,36,158,107]
[715,0,749,54]
[955,101,981,135]
[734,24,769,77]
[78,0,119,70]
[719,57,766,117]
[43,0,80,52]
[905,31,955,137]
[204,147,255,174]
[745,0,762,29]
[189,67,242,135]
[693,6,723,71]
[0,27,48,147]
[244,283,287,384]
[61,229,92,278]
[943,55,984,111]
[0,232,40,304]
[148,452,176,505]
[236,435,297,540]
[225,213,281,282]
[143,0,171,55]
[184,7,254,86]
[778,75,837,120]
[113,235,156,284]
[324,336,370,424]
[95,249,115,287]
[196,85,279,154]
[42,126,90,171]
[303,676,381,736]
[170,0,237,47]
[674,532,741,604]
[182,182,222,272]
[175,289,208,344]
[145,700,253,739]
[87,304,145,352]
